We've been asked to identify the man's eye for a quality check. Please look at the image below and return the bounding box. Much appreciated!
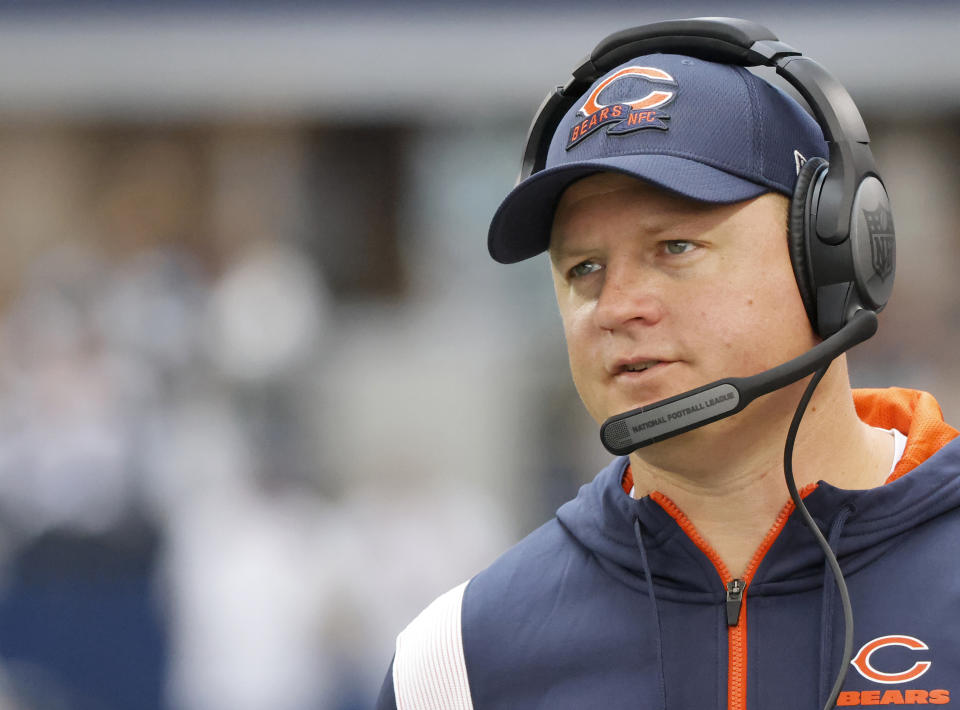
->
[664,240,695,255]
[569,261,602,278]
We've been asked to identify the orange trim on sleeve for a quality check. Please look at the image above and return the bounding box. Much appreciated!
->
[853,388,959,482]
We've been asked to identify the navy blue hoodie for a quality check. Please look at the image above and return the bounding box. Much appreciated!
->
[377,388,960,709]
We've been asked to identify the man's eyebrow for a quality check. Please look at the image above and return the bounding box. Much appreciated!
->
[550,219,691,263]
[548,241,593,265]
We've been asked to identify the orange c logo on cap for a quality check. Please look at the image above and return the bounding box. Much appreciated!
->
[851,635,932,684]
[579,66,677,117]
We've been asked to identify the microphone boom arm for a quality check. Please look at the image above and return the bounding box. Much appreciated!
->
[599,309,878,455]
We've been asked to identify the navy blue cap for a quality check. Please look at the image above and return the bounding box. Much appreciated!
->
[488,53,828,264]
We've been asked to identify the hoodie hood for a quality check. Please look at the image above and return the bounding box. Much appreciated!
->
[556,388,960,597]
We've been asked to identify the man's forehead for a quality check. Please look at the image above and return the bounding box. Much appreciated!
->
[551,172,727,250]
[556,172,716,215]
[549,175,788,257]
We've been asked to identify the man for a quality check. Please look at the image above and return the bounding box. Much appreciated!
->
[377,19,960,710]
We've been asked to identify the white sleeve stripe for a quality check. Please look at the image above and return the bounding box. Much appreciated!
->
[393,580,474,710]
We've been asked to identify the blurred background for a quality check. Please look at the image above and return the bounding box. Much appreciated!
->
[0,1,957,708]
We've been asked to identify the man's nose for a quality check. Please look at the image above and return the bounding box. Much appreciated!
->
[593,263,665,331]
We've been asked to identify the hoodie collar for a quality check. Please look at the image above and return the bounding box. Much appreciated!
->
[853,388,958,481]
[556,388,960,595]
[617,388,958,495]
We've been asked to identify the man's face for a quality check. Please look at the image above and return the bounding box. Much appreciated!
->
[549,172,816,428]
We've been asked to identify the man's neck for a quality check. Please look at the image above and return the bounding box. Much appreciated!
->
[627,360,894,578]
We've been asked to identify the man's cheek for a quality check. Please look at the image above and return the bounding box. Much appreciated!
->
[567,354,606,421]
[568,337,602,379]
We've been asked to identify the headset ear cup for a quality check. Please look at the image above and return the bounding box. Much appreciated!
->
[788,157,828,330]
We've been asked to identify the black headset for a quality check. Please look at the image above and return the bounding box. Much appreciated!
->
[520,16,895,342]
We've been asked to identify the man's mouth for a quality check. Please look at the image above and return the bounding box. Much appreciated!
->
[620,360,661,373]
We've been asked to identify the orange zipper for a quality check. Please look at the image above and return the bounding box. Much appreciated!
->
[650,486,816,710]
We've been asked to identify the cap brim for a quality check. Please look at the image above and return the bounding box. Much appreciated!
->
[487,154,771,264]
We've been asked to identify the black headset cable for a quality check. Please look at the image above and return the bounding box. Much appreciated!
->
[783,365,855,710]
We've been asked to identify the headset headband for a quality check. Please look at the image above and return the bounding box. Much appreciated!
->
[520,17,877,244]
